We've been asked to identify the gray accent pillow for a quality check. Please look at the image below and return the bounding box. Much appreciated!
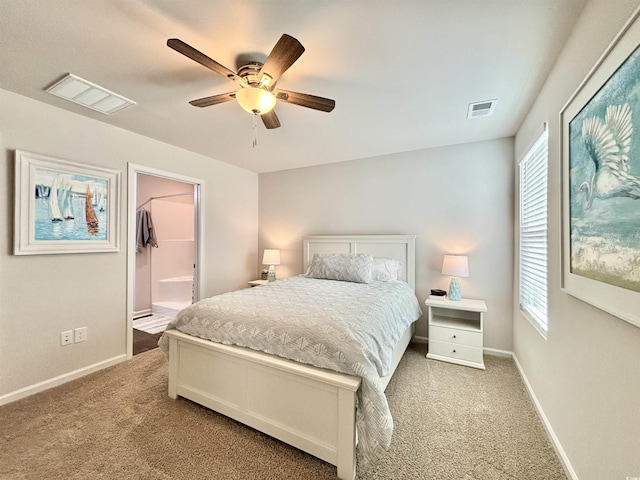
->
[306,253,374,284]
[372,257,403,281]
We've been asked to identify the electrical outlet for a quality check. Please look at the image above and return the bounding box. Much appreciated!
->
[74,327,87,343]
[60,330,73,346]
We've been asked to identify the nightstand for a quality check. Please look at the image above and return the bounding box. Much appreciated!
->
[425,297,487,370]
[248,279,269,287]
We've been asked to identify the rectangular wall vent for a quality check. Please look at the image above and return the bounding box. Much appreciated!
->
[467,99,497,119]
[46,74,136,115]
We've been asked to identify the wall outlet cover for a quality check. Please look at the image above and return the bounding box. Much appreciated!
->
[74,327,88,343]
[60,331,73,346]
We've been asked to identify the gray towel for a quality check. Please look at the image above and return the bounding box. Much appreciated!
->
[136,209,158,253]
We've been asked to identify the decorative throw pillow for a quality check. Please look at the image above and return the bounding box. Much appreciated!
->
[371,257,403,281]
[306,253,374,284]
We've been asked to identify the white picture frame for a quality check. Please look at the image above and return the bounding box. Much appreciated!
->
[560,7,640,328]
[14,150,120,255]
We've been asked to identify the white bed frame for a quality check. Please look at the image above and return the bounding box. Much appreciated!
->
[164,235,417,480]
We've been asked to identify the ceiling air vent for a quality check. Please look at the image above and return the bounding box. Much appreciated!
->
[46,74,136,115]
[467,99,497,119]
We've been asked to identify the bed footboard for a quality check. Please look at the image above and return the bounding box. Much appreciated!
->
[165,330,361,480]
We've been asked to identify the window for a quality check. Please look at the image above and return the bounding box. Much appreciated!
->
[519,127,549,335]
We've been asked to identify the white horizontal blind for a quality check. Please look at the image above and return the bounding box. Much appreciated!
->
[519,128,548,334]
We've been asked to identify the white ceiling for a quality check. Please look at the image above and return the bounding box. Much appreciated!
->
[0,0,586,173]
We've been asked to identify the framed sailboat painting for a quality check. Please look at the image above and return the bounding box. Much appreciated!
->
[14,150,120,255]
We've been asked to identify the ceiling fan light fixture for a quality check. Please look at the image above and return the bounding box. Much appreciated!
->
[236,87,276,115]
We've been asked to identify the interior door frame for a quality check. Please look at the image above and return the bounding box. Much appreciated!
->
[126,163,204,359]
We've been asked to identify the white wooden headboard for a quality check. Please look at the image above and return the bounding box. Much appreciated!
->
[302,235,416,290]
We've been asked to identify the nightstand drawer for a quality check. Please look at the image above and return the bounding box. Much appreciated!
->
[429,325,482,347]
[428,340,483,364]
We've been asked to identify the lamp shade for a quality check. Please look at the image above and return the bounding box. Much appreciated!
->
[441,255,469,278]
[236,87,276,115]
[262,249,281,266]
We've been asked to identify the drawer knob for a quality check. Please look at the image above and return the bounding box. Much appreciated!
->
[453,335,457,339]
[453,349,456,353]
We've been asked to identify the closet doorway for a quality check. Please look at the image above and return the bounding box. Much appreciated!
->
[126,164,203,358]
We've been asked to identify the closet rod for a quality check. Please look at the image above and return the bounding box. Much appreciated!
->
[137,192,192,210]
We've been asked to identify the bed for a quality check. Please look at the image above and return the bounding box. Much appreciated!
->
[159,235,421,479]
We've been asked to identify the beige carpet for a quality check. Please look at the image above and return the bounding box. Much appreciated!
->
[0,344,567,479]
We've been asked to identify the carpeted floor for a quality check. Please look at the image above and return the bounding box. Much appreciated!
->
[0,344,567,479]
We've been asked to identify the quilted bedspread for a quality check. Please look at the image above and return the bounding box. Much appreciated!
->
[158,275,422,466]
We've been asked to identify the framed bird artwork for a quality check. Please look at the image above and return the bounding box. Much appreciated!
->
[560,6,640,329]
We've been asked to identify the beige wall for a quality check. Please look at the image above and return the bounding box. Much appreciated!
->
[0,89,258,401]
[258,138,514,350]
[514,1,640,478]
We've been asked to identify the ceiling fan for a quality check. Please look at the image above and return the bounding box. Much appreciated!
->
[167,34,335,130]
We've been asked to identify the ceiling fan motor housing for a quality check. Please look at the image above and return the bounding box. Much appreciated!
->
[236,62,275,89]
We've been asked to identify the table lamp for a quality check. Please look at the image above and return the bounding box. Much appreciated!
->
[441,254,469,301]
[262,249,281,282]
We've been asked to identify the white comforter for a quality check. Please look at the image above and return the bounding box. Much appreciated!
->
[159,275,422,466]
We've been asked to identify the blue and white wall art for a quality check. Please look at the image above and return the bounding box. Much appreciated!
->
[569,44,640,294]
[14,150,120,255]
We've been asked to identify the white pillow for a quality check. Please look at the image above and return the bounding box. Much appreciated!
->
[305,253,374,284]
[372,257,403,281]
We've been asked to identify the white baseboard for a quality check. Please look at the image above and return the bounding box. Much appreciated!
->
[484,346,513,358]
[512,353,578,480]
[412,335,428,344]
[0,354,127,407]
[133,308,151,319]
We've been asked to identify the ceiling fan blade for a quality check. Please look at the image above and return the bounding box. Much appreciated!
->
[274,89,335,112]
[189,92,237,108]
[167,38,246,85]
[259,34,305,86]
[261,110,281,129]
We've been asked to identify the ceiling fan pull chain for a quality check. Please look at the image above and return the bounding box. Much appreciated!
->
[252,113,258,148]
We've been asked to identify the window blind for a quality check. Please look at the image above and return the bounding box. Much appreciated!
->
[519,128,549,334]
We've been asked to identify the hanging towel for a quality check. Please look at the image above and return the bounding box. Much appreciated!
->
[136,208,158,253]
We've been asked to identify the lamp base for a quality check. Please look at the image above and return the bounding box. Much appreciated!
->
[267,265,276,282]
[448,276,461,301]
